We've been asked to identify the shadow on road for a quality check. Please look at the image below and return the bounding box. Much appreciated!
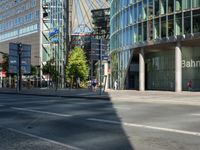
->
[0,91,135,150]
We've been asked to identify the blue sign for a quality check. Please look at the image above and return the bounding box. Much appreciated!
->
[51,37,59,43]
[49,28,59,37]
[9,43,18,74]
[9,43,31,74]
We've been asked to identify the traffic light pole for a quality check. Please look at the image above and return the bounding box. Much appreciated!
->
[99,39,102,95]
[17,43,22,92]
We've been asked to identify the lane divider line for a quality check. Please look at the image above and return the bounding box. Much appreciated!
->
[11,107,72,117]
[114,106,131,110]
[4,127,82,150]
[87,118,200,137]
[191,114,200,116]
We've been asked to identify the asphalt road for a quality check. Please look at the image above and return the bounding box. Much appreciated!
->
[0,94,200,150]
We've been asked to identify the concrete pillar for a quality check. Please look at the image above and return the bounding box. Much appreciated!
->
[139,48,145,91]
[175,42,182,92]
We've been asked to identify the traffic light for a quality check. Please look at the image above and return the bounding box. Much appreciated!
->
[18,43,22,54]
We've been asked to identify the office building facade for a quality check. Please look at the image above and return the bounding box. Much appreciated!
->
[0,0,66,87]
[110,0,200,91]
[0,0,40,65]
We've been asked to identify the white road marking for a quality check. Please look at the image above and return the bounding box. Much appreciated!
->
[191,114,200,116]
[114,106,131,110]
[74,101,109,105]
[4,127,82,150]
[87,118,200,137]
[11,107,72,117]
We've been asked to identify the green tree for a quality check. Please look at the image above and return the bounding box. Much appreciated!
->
[66,47,89,87]
[42,59,54,75]
[111,51,118,83]
[0,52,9,76]
[42,59,60,88]
[31,65,37,75]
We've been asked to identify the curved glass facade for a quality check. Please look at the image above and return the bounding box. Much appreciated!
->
[110,0,200,90]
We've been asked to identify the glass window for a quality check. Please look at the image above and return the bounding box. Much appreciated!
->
[183,0,191,9]
[184,12,191,34]
[175,13,182,35]
[123,29,126,46]
[148,20,153,40]
[130,26,133,44]
[138,2,142,21]
[154,18,160,39]
[154,0,159,16]
[175,0,182,11]
[143,21,147,41]
[138,23,142,42]
[143,0,147,20]
[129,6,133,24]
[133,25,137,43]
[168,15,174,36]
[161,17,167,37]
[192,0,200,8]
[133,4,137,23]
[160,0,167,15]
[168,0,174,13]
[148,0,153,17]
[193,9,200,33]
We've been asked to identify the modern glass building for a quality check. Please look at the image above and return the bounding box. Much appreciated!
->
[0,0,66,87]
[110,0,200,91]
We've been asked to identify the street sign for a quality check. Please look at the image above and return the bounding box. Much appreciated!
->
[90,38,108,61]
[21,44,31,74]
[9,43,31,74]
[9,43,18,74]
[91,54,109,61]
[102,55,109,60]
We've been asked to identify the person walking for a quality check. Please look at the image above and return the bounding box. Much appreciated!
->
[114,80,118,90]
[187,80,192,91]
[92,79,97,92]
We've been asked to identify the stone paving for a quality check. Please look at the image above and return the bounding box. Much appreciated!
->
[0,87,200,105]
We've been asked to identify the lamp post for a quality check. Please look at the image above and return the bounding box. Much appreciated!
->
[99,38,103,95]
[17,43,22,92]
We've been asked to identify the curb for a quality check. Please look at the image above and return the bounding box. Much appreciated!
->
[0,92,110,101]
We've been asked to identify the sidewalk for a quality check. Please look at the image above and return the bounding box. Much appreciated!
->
[0,87,200,105]
[0,87,110,100]
[107,89,200,105]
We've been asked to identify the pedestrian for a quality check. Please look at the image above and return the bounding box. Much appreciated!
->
[92,79,97,92]
[114,80,118,90]
[88,80,92,90]
[187,80,192,91]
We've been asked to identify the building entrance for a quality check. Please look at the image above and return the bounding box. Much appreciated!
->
[127,55,139,90]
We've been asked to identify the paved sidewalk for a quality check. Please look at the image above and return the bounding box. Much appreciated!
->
[0,87,200,105]
[108,89,200,105]
[0,87,110,100]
